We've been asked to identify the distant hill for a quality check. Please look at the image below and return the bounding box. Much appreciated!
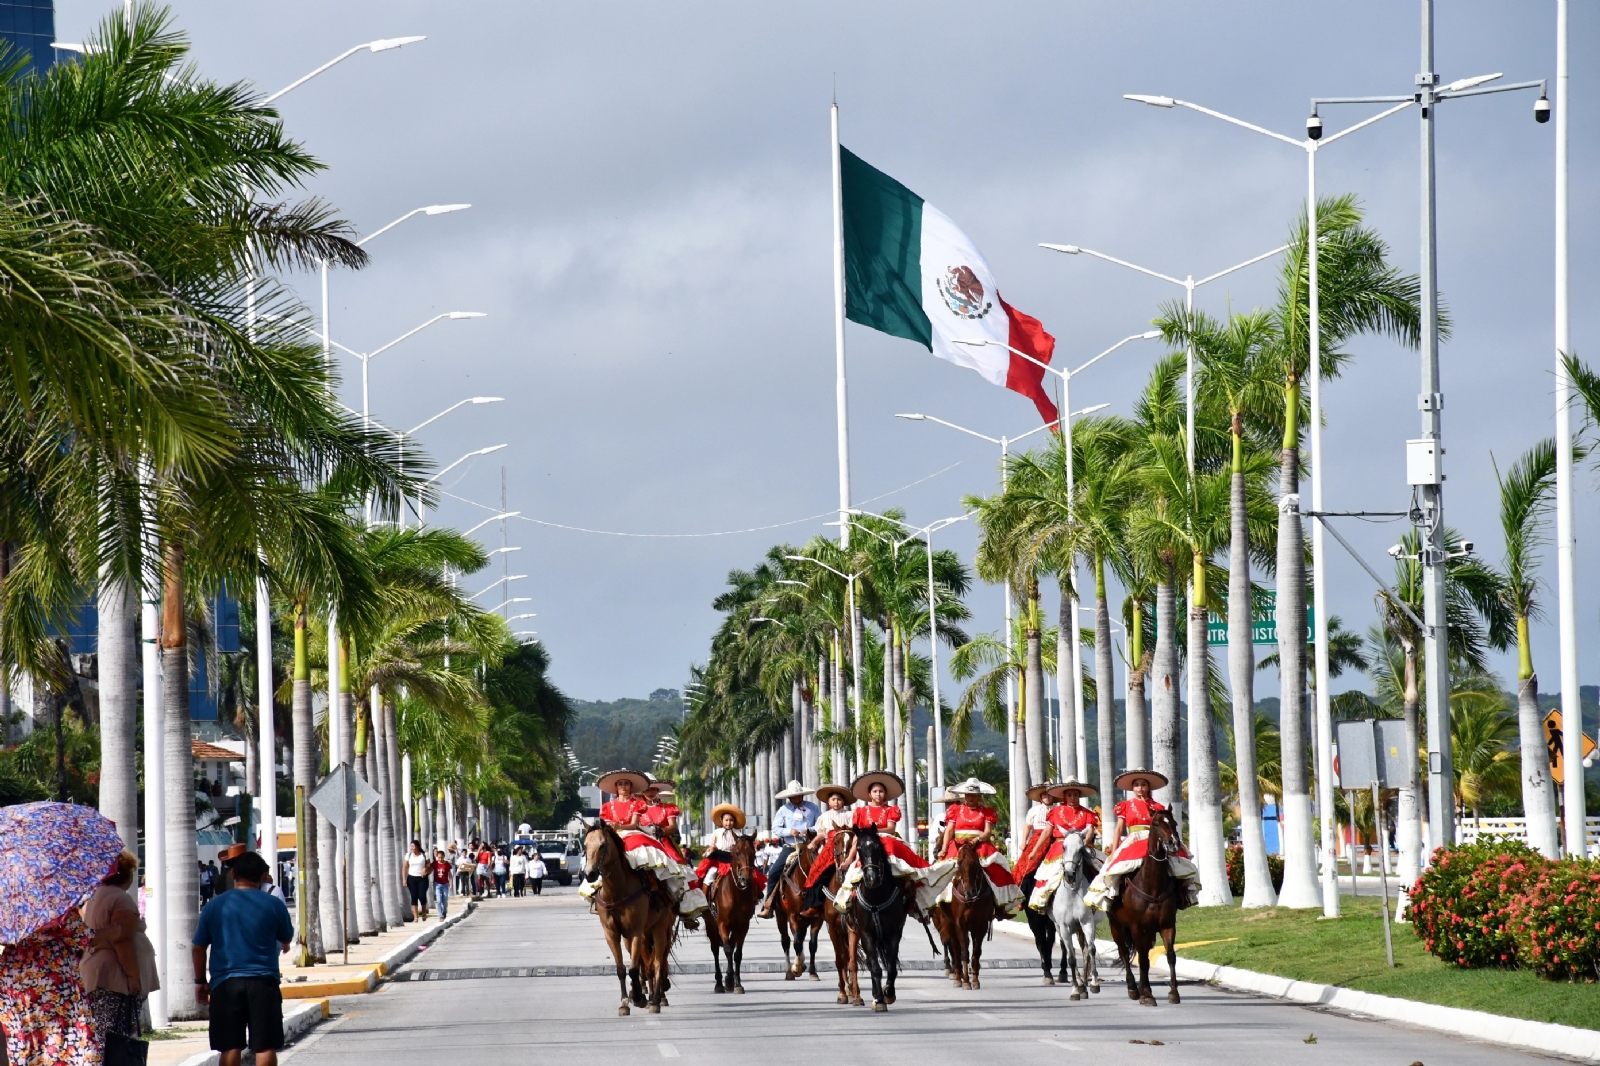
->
[569,693,684,774]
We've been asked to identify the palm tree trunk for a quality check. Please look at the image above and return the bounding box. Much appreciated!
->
[161,542,201,1019]
[1394,641,1422,906]
[1229,444,1276,907]
[96,576,139,853]
[1025,580,1045,786]
[1056,583,1078,781]
[1188,562,1231,906]
[1094,557,1117,839]
[352,700,377,935]
[290,602,325,961]
[385,698,407,920]
[1276,393,1320,909]
[1152,559,1181,825]
[884,622,898,777]
[1516,621,1560,856]
[374,694,404,926]
[1128,597,1148,786]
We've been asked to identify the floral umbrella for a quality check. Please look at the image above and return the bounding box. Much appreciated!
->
[0,802,125,944]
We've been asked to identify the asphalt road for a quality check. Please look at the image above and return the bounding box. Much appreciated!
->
[280,886,1552,1066]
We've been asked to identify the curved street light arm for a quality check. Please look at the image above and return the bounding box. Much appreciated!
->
[264,36,425,104]
[1038,244,1186,288]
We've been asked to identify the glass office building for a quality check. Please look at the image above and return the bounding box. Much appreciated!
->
[0,0,54,78]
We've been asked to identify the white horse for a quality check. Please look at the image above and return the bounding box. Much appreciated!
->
[1048,831,1102,1000]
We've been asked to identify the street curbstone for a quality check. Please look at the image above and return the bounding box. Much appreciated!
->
[171,997,329,1066]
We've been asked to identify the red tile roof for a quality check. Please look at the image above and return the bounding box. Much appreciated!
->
[192,740,240,761]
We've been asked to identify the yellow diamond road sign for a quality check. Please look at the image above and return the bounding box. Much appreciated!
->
[1543,709,1597,786]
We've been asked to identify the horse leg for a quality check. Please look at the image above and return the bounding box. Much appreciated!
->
[1112,917,1138,1001]
[807,920,821,980]
[1163,922,1180,1004]
[709,928,725,993]
[732,932,745,993]
[606,928,631,1016]
[1063,922,1081,1000]
[885,925,900,1005]
[1137,934,1156,1007]
[968,924,983,991]
[865,936,887,1011]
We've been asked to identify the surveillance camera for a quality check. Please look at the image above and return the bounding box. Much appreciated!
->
[1387,544,1403,559]
[1460,540,1474,554]
[1306,112,1323,140]
[1535,96,1551,123]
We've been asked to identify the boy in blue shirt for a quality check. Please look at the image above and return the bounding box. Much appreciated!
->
[191,851,295,1066]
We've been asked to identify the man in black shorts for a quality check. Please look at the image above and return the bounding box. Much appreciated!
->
[192,851,295,1066]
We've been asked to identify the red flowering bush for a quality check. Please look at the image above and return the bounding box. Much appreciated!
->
[1408,840,1547,968]
[1225,844,1284,897]
[1506,865,1600,981]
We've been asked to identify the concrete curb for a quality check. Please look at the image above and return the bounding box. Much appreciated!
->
[995,920,1600,1061]
[374,899,477,977]
[172,998,329,1066]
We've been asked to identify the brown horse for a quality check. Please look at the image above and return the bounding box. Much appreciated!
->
[935,838,995,989]
[774,831,823,981]
[1106,808,1183,1007]
[823,830,857,1005]
[583,821,676,1015]
[705,833,759,993]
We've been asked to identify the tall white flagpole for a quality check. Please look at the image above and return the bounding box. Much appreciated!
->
[831,101,851,551]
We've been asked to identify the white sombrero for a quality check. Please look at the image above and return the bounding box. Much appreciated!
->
[774,779,816,800]
[948,776,998,796]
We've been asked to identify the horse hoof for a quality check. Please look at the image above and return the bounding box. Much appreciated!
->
[851,997,865,1007]
[734,986,745,995]
[1043,976,1055,986]
[837,993,849,1004]
[971,981,980,991]
[785,971,797,981]
[1168,992,1181,1004]
[1070,992,1081,1001]
[618,1005,630,1016]
[872,1002,887,1013]
[810,974,820,982]
[1090,983,1101,993]
[885,993,896,1005]
[713,984,724,994]
[649,1004,661,1014]
[1140,996,1157,1007]
[1128,989,1141,1001]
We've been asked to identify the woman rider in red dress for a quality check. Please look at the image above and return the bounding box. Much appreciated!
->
[582,769,707,920]
[642,780,687,865]
[800,785,855,909]
[835,771,954,912]
[1012,782,1058,887]
[934,777,1023,913]
[1026,780,1100,911]
[1083,769,1199,911]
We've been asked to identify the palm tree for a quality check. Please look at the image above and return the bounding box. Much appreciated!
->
[1449,673,1519,820]
[948,612,1058,764]
[1269,194,1425,909]
[1165,306,1280,907]
[1491,439,1561,856]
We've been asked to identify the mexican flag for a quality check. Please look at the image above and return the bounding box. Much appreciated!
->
[841,146,1058,424]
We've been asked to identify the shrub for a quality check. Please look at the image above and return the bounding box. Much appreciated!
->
[1506,865,1600,981]
[1408,839,1547,968]
[1225,844,1285,897]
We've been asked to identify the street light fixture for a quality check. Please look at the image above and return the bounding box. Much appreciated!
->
[464,511,520,537]
[489,597,532,613]
[469,575,528,602]
[485,546,522,558]
[263,37,426,103]
[505,613,538,623]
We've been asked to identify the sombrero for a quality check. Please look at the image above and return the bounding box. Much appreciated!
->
[1113,768,1169,792]
[596,769,651,795]
[814,784,854,807]
[710,804,747,829]
[218,842,248,865]
[646,777,675,791]
[1049,778,1098,800]
[1025,782,1057,803]
[774,779,815,800]
[948,776,997,796]
[851,770,904,802]
[646,782,675,797]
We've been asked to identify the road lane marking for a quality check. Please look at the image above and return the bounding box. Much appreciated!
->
[645,1018,660,1027]
[915,990,935,998]
[1040,1039,1085,1052]
[658,1043,680,1058]
[974,1011,1000,1020]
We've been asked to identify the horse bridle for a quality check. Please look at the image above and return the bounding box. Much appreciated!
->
[953,841,991,904]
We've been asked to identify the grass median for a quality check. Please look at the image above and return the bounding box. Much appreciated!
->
[1151,895,1599,1031]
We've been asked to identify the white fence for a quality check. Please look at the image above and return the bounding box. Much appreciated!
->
[1455,816,1600,849]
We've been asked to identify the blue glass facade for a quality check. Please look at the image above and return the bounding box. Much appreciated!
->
[0,0,54,78]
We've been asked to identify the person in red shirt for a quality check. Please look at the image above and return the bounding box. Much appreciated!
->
[1025,780,1101,911]
[933,777,1023,913]
[1083,769,1199,911]
[800,784,855,909]
[581,769,707,923]
[429,849,454,920]
[642,781,687,864]
[693,806,766,893]
[834,772,954,913]
[1012,782,1058,886]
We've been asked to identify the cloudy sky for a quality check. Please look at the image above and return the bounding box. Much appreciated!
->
[57,2,1597,703]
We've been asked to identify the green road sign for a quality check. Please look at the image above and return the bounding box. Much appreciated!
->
[1207,589,1314,645]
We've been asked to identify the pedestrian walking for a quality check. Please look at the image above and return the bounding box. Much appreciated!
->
[455,847,474,896]
[402,841,430,920]
[80,851,160,1051]
[492,849,508,897]
[0,910,100,1065]
[529,851,546,895]
[191,851,295,1066]
[200,860,217,903]
[510,847,527,897]
[431,849,453,920]
[475,844,491,897]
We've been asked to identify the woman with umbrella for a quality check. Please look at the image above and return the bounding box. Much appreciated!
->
[0,801,131,1065]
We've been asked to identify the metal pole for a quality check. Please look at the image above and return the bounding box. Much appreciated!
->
[928,532,945,830]
[1002,438,1023,857]
[295,786,310,967]
[1347,790,1357,899]
[1308,141,1339,917]
[256,575,277,865]
[1063,373,1084,788]
[140,518,168,1029]
[1418,0,1454,855]
[1554,0,1584,858]
[831,103,851,552]
[1374,781,1395,967]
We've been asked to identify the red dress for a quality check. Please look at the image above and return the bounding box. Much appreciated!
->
[642,802,687,863]
[940,803,1017,887]
[1041,803,1098,861]
[602,797,660,858]
[803,810,855,888]
[1107,799,1189,862]
[851,804,931,870]
[1013,807,1053,883]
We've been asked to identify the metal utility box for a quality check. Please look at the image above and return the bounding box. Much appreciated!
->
[1407,438,1442,486]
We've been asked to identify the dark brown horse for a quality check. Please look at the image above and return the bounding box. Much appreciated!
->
[1106,809,1183,1007]
[822,830,856,1004]
[936,838,995,989]
[705,833,758,993]
[583,821,676,1015]
[774,831,823,981]
[843,825,906,1012]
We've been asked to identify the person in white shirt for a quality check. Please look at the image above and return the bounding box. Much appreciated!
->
[510,848,529,897]
[529,852,548,896]
[402,841,430,920]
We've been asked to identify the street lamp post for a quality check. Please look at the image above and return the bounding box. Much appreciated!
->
[787,555,868,781]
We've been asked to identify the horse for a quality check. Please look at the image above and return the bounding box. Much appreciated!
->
[705,833,759,993]
[582,820,676,1015]
[1048,831,1102,1000]
[1106,809,1183,1007]
[936,837,995,990]
[842,824,907,1012]
[1020,871,1072,985]
[774,831,823,981]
